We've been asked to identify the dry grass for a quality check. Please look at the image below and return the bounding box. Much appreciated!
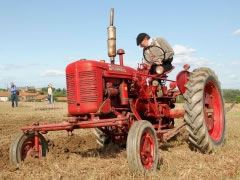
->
[0,102,240,179]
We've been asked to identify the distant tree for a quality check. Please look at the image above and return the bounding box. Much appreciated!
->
[41,87,48,94]
[27,87,36,93]
[53,88,66,97]
[40,87,66,97]
[174,89,240,103]
[236,96,240,104]
[223,89,240,103]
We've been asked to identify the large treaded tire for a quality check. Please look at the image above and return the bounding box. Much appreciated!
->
[183,67,225,153]
[9,132,48,166]
[126,120,159,173]
[93,128,111,147]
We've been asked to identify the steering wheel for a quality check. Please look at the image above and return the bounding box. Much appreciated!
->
[143,45,165,64]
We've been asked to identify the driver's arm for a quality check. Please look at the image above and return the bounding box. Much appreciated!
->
[144,48,163,65]
[155,38,174,60]
[152,59,162,65]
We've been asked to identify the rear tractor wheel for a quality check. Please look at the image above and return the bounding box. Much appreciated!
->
[9,132,48,166]
[126,120,159,173]
[93,128,111,147]
[184,67,225,153]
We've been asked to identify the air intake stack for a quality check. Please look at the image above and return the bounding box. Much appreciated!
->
[107,8,116,64]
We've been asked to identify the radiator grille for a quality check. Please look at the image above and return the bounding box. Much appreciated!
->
[66,73,76,104]
[79,71,98,103]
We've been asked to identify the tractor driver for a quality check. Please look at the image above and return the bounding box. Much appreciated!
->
[136,33,174,75]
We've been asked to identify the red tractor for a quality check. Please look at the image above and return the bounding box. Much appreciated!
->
[10,9,225,173]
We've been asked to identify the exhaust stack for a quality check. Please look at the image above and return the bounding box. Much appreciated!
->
[107,8,116,64]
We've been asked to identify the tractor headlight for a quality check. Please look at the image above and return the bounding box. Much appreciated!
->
[155,66,164,74]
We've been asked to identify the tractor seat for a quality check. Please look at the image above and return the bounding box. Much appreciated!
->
[159,66,175,78]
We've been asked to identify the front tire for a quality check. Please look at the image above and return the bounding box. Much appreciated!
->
[184,67,225,153]
[126,120,159,173]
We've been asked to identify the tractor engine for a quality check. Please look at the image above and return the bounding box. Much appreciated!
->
[66,59,135,116]
[66,60,103,115]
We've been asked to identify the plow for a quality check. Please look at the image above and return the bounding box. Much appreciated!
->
[10,9,225,173]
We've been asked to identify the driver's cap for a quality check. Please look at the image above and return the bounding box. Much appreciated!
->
[136,33,150,46]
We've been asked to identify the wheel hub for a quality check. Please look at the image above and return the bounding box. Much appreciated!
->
[204,80,224,142]
[21,138,42,160]
[140,132,154,169]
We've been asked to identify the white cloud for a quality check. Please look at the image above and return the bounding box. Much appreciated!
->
[229,74,237,79]
[0,64,25,70]
[0,65,4,70]
[231,61,240,65]
[41,69,64,77]
[173,44,209,66]
[233,28,240,36]
[0,63,45,71]
[173,44,196,56]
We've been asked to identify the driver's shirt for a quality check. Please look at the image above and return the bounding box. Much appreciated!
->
[144,37,174,65]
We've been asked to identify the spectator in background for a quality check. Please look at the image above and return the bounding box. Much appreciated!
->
[10,82,18,108]
[47,83,53,104]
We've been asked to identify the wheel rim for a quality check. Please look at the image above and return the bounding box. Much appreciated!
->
[204,80,224,142]
[21,136,42,160]
[140,130,155,169]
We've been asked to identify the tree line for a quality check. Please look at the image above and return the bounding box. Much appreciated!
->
[40,88,240,103]
[40,88,66,97]
[176,89,240,103]
[2,88,239,103]
[222,89,240,103]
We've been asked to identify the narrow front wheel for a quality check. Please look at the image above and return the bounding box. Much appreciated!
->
[127,120,159,173]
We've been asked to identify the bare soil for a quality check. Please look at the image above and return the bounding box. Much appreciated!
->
[0,102,240,179]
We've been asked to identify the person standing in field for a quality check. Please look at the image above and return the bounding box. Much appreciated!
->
[47,84,53,104]
[10,82,18,108]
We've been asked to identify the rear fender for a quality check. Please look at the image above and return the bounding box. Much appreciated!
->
[176,70,190,94]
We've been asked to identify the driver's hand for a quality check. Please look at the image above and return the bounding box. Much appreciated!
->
[152,61,162,65]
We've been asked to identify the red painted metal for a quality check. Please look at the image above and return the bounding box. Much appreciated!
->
[21,116,129,133]
[140,130,155,169]
[34,132,40,153]
[66,60,104,115]
[117,49,125,66]
[204,80,224,142]
[119,81,129,105]
[98,98,112,114]
[169,82,177,90]
[166,109,185,118]
[21,135,43,160]
[161,86,168,95]
[21,138,34,160]
[129,99,142,120]
[176,69,190,94]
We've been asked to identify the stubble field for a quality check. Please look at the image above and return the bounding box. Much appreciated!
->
[0,102,240,179]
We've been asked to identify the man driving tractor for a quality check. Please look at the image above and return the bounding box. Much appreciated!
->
[136,33,174,74]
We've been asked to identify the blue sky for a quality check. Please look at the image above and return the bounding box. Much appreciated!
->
[0,1,239,89]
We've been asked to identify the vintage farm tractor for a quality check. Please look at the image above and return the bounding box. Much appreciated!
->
[10,9,225,173]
